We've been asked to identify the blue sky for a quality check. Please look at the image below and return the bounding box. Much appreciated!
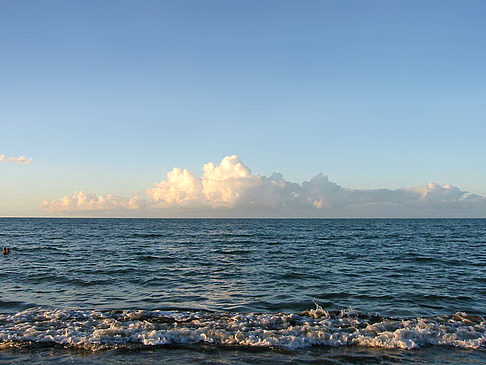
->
[1,0,485,216]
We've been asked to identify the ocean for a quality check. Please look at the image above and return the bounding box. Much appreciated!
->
[0,218,485,364]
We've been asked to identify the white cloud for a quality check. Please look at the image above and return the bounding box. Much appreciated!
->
[40,191,128,212]
[147,155,262,208]
[40,155,486,217]
[0,154,33,164]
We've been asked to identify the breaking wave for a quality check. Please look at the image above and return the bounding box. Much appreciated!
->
[0,305,485,351]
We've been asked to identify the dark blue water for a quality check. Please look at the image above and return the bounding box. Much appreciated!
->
[1,218,485,364]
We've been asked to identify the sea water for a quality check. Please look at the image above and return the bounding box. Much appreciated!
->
[0,218,485,364]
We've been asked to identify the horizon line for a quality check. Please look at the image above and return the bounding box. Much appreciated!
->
[1,216,486,220]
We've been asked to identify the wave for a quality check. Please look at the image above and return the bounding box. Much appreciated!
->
[213,249,252,255]
[131,233,167,238]
[0,306,485,351]
[0,300,35,311]
[25,273,110,287]
[137,255,176,262]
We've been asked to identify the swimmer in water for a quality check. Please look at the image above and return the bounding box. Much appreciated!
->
[2,247,9,255]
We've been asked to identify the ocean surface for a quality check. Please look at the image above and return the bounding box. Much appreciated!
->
[0,218,485,364]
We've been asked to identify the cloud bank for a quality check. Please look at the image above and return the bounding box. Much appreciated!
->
[41,155,486,217]
[0,154,33,164]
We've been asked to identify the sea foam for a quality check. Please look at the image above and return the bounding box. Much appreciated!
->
[0,307,484,351]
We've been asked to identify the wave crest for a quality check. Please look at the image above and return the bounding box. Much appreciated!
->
[0,307,484,351]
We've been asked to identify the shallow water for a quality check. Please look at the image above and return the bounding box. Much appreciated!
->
[0,218,485,363]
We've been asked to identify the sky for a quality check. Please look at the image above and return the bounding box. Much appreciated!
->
[1,0,485,217]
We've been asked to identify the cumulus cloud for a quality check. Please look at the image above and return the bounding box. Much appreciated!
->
[147,156,262,208]
[40,191,145,212]
[40,155,486,217]
[0,154,33,164]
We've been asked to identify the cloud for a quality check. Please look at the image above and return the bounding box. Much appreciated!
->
[40,155,486,217]
[147,155,261,208]
[0,154,33,164]
[40,191,145,212]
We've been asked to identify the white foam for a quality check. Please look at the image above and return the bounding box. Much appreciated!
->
[0,308,484,351]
